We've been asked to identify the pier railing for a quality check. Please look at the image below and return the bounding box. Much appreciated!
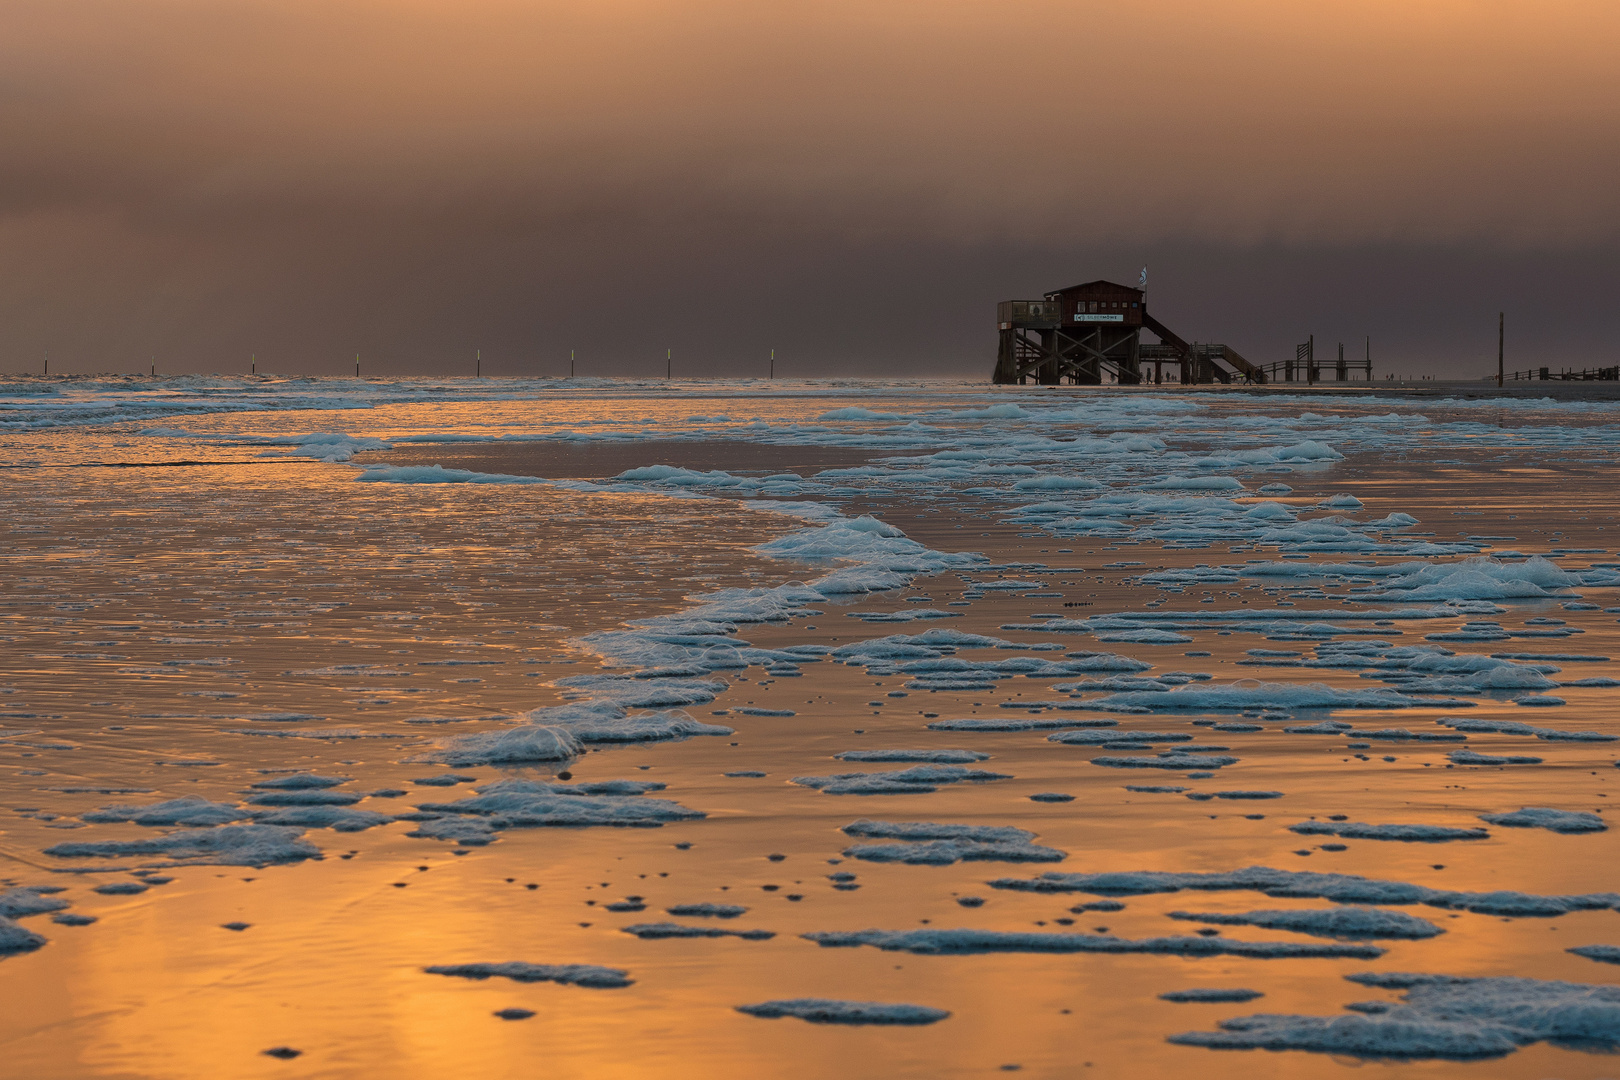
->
[1502,366,1620,382]
[996,300,1061,329]
[1253,358,1373,382]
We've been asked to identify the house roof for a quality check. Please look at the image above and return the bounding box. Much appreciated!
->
[1045,279,1143,297]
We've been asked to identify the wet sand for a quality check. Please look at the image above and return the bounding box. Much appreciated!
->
[352,440,881,480]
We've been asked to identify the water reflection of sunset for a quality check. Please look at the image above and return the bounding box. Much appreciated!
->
[4,387,1620,1078]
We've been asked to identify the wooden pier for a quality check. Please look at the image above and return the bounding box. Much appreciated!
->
[1251,335,1374,384]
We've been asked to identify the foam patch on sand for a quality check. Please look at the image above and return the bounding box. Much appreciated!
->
[1287,821,1490,843]
[928,716,1119,732]
[1170,972,1620,1060]
[862,654,1161,693]
[1167,907,1443,939]
[1437,717,1617,742]
[245,790,361,806]
[737,999,949,1024]
[0,887,69,919]
[988,866,1620,917]
[1048,730,1192,746]
[833,749,991,764]
[804,927,1383,959]
[250,773,353,789]
[832,629,1033,659]
[424,962,632,988]
[1090,753,1239,771]
[752,512,986,595]
[1007,605,1507,640]
[791,765,1011,795]
[1160,988,1264,1003]
[404,778,703,842]
[528,702,735,743]
[667,903,748,918]
[1348,556,1583,602]
[45,824,319,867]
[427,725,584,766]
[840,820,1065,864]
[1448,749,1544,765]
[551,674,733,709]
[81,798,250,826]
[621,923,774,940]
[250,806,395,831]
[0,917,47,955]
[1478,807,1607,833]
[1063,679,1476,715]
[1569,945,1620,965]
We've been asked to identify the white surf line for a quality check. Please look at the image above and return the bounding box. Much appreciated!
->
[342,459,989,764]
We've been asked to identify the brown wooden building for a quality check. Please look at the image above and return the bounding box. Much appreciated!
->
[994,278,1261,385]
[1049,279,1145,328]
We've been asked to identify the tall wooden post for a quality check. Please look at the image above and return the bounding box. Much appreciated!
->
[1037,330,1060,385]
[1497,312,1504,387]
[993,330,1017,384]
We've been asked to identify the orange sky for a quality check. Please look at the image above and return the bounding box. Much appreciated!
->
[3,0,1617,376]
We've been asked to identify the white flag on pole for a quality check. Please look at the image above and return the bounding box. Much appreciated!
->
[1138,266,1148,290]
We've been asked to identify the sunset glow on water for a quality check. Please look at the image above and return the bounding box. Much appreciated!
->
[3,379,1620,1077]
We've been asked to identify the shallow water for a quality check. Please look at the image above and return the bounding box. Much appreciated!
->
[3,380,1620,1078]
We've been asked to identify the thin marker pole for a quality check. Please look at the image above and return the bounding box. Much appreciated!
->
[43,347,48,376]
[356,354,360,378]
[251,354,256,376]
[570,350,575,378]
[1497,312,1504,388]
[667,348,671,380]
[476,349,481,378]
[770,349,774,379]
